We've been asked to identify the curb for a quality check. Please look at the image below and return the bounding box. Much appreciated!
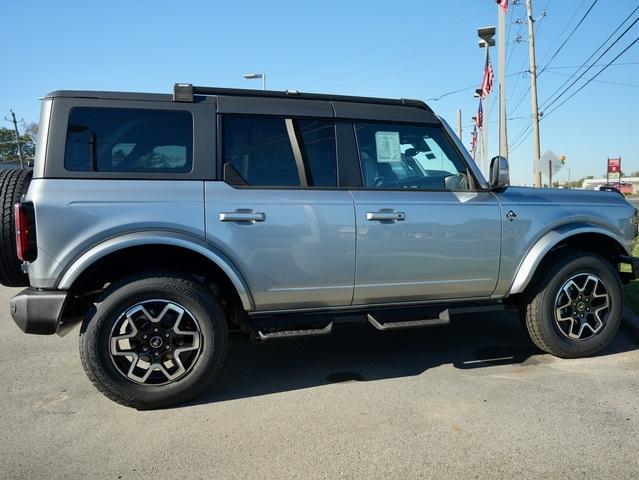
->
[622,307,639,343]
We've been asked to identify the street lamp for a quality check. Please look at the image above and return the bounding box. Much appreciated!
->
[243,73,265,90]
[476,26,496,175]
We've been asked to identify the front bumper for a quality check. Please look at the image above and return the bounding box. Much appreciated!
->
[620,255,639,282]
[10,287,68,335]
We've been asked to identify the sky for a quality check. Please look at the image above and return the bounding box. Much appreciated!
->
[1,0,638,185]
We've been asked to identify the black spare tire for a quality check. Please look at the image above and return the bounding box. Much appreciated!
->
[0,168,32,287]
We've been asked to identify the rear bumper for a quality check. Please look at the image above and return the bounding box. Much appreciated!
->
[10,287,68,335]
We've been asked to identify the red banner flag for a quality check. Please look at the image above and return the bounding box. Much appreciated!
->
[496,0,508,13]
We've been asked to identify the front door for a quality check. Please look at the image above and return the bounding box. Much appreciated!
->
[350,121,501,305]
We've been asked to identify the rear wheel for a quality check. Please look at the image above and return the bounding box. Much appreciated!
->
[79,272,228,409]
[0,168,32,287]
[521,251,622,358]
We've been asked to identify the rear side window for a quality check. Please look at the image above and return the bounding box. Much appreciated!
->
[223,116,337,187]
[64,107,193,173]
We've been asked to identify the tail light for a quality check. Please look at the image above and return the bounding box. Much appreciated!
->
[14,202,36,262]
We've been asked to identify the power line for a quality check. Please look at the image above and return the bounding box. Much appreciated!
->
[509,6,636,149]
[510,34,639,151]
[271,12,487,78]
[545,68,639,89]
[538,0,599,74]
[508,0,594,117]
[542,35,639,119]
[544,61,639,69]
[539,0,586,63]
[541,13,639,110]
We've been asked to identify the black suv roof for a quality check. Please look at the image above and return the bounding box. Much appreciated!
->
[45,84,433,113]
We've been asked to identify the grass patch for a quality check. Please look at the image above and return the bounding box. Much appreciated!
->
[623,242,639,313]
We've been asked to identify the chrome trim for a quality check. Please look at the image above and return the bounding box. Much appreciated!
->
[366,211,406,222]
[219,211,265,223]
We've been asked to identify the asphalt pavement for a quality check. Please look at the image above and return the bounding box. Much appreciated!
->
[1,285,638,479]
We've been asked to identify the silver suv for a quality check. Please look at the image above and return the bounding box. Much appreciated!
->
[3,84,637,409]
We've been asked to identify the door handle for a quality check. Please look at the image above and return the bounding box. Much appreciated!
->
[219,211,265,223]
[366,211,406,222]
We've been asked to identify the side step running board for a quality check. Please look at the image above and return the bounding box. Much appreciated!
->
[367,311,450,331]
[257,322,333,341]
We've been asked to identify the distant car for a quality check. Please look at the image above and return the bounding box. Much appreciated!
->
[596,185,621,193]
[2,84,638,409]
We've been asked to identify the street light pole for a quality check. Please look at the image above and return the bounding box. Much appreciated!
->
[526,0,542,188]
[243,73,266,90]
[498,4,508,159]
[477,26,495,176]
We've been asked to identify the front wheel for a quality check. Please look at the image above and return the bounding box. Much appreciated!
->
[521,251,623,358]
[79,272,228,409]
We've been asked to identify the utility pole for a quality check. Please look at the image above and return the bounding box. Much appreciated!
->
[8,110,25,169]
[498,3,508,159]
[526,0,542,187]
[456,109,462,138]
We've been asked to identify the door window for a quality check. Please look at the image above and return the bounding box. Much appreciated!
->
[223,116,337,187]
[354,123,470,191]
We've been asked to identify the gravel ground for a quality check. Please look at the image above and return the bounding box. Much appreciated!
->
[1,285,638,480]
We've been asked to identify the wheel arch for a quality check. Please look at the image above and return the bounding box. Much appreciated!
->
[57,232,254,312]
[508,225,629,296]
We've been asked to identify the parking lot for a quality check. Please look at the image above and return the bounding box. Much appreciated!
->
[1,285,638,479]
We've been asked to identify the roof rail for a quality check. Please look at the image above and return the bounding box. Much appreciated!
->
[173,83,432,113]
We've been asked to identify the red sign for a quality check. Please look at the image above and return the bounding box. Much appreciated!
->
[608,157,621,183]
[608,158,621,173]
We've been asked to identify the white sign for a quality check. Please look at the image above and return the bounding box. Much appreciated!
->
[537,150,563,179]
[375,131,401,163]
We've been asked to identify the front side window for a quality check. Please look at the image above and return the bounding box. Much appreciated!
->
[223,116,337,187]
[65,107,193,173]
[354,123,471,191]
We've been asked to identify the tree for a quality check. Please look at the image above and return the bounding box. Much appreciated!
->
[0,122,37,163]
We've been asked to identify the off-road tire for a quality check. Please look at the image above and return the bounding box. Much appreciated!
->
[521,251,623,358]
[79,271,228,409]
[0,168,32,287]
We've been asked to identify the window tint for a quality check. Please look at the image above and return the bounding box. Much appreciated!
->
[65,107,193,173]
[354,123,470,191]
[223,116,337,187]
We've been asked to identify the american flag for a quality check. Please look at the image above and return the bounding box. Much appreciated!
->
[477,99,484,129]
[496,0,508,13]
[481,50,494,98]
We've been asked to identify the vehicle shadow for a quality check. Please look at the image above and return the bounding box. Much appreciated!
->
[186,310,638,407]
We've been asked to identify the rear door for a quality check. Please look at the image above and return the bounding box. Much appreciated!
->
[348,120,502,305]
[205,97,356,311]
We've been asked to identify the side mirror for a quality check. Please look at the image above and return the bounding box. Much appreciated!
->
[489,155,510,189]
